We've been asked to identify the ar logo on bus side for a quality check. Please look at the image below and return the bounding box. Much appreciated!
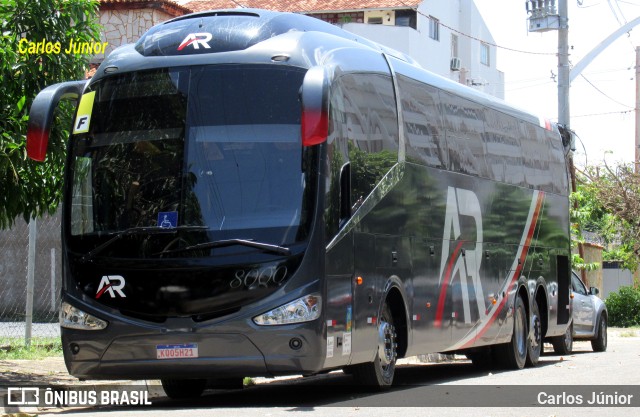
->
[177,32,213,51]
[437,187,486,326]
[96,275,126,299]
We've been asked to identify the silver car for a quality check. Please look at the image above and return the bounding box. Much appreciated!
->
[551,271,608,354]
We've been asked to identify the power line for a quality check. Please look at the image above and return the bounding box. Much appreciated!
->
[580,74,635,108]
[572,109,634,117]
[398,1,559,56]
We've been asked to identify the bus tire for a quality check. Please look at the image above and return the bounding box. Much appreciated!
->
[591,314,608,352]
[526,299,542,367]
[352,301,397,389]
[551,321,573,355]
[496,294,527,369]
[161,378,206,399]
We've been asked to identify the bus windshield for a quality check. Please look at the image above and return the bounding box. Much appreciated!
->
[68,65,314,254]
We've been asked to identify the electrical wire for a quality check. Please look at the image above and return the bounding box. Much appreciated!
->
[398,1,559,56]
[580,74,635,108]
[572,109,634,117]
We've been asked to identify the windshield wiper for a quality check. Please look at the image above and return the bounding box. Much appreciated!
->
[81,226,208,261]
[154,238,291,257]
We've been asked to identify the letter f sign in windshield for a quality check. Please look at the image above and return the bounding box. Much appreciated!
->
[177,33,213,51]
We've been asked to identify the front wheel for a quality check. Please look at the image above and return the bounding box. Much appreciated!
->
[352,302,397,389]
[591,314,608,352]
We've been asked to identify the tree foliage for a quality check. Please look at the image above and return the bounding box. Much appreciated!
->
[576,161,640,271]
[0,0,101,229]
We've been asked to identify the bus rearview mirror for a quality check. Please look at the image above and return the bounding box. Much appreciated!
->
[27,80,87,161]
[301,66,329,147]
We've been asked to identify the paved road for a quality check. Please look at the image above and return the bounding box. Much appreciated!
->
[16,331,640,416]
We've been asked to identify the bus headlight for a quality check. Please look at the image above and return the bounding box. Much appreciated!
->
[253,294,321,326]
[60,301,108,330]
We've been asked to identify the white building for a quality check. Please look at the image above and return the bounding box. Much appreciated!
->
[184,0,505,98]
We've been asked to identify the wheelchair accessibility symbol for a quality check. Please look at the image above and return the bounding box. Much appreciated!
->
[157,211,178,228]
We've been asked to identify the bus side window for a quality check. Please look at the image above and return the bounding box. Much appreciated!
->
[520,122,552,191]
[441,92,489,178]
[546,129,569,195]
[325,82,350,244]
[397,74,447,169]
[483,110,525,186]
[339,73,398,212]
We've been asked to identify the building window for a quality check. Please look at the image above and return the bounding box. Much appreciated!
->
[480,43,490,66]
[368,17,383,24]
[451,34,458,58]
[395,9,417,29]
[429,16,440,41]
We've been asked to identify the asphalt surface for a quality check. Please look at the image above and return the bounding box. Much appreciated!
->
[2,328,639,416]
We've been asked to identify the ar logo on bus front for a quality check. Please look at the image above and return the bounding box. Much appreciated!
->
[437,187,486,325]
[95,275,126,299]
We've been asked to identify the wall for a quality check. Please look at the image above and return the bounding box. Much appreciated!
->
[95,8,175,63]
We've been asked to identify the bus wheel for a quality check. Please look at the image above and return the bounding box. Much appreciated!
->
[496,294,527,369]
[551,321,573,355]
[526,299,542,367]
[161,378,206,399]
[353,302,397,389]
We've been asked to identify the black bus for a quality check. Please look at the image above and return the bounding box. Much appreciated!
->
[27,9,572,397]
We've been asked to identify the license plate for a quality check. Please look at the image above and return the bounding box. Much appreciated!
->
[156,343,198,360]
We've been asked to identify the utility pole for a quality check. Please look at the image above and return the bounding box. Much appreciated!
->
[526,1,585,282]
[558,0,570,134]
[636,46,640,170]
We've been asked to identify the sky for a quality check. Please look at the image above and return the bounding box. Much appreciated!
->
[474,0,640,167]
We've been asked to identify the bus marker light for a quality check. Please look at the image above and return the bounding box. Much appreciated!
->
[327,319,336,327]
[356,276,363,285]
[426,302,431,308]
[367,317,377,324]
[412,314,420,321]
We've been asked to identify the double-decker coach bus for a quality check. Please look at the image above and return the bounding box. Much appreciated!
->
[27,9,572,398]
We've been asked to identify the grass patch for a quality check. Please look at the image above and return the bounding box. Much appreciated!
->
[0,337,63,360]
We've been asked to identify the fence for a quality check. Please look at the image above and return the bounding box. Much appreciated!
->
[0,211,62,346]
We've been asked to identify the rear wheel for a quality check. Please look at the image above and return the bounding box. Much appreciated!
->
[591,314,608,352]
[352,301,397,389]
[161,378,206,399]
[551,322,573,355]
[495,294,527,369]
[526,299,542,367]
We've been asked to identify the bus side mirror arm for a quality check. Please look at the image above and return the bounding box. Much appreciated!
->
[27,80,87,161]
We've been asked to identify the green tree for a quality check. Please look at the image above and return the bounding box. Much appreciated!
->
[575,162,640,271]
[0,0,101,229]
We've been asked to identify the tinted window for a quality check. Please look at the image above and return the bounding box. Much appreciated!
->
[69,66,314,248]
[483,110,524,186]
[337,73,398,212]
[398,74,448,168]
[572,272,588,295]
[441,92,489,177]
